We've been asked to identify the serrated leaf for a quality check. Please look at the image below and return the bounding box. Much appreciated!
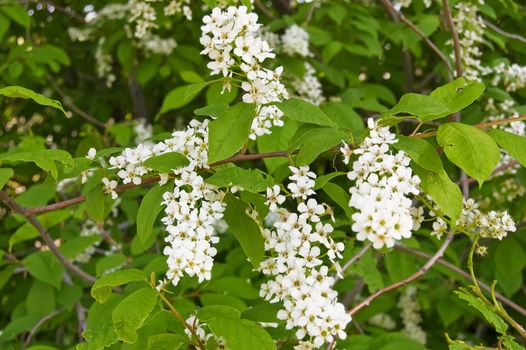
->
[289,125,348,165]
[143,152,189,173]
[0,86,66,115]
[277,98,337,127]
[1,149,73,179]
[393,136,443,173]
[90,269,145,303]
[112,287,158,343]
[206,166,273,192]
[24,251,65,289]
[455,288,508,334]
[137,184,171,244]
[437,123,500,186]
[223,194,264,268]
[208,103,256,163]
[489,129,526,167]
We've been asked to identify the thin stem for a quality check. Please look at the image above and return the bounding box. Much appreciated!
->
[0,191,97,283]
[348,233,454,316]
[158,292,205,350]
[442,0,463,78]
[379,0,454,77]
[483,19,526,44]
[333,243,372,285]
[24,308,63,346]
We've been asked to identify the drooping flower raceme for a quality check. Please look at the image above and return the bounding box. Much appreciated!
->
[281,24,311,57]
[259,166,350,348]
[398,286,427,345]
[343,119,421,249]
[291,63,325,106]
[199,6,289,140]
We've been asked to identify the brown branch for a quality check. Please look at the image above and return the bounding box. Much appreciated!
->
[24,308,63,346]
[394,244,526,318]
[483,19,526,45]
[442,0,463,78]
[348,234,454,316]
[333,243,372,285]
[412,114,526,139]
[47,78,107,128]
[0,191,97,283]
[379,0,454,77]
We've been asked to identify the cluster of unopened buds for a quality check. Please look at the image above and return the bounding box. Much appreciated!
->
[260,166,351,348]
[199,6,288,140]
[431,198,516,241]
[343,118,422,249]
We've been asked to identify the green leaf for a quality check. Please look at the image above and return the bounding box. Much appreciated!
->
[414,166,462,223]
[198,305,241,322]
[1,6,30,28]
[429,78,485,115]
[289,125,348,165]
[437,123,500,186]
[320,102,364,131]
[24,251,65,289]
[85,187,111,222]
[90,269,146,304]
[257,120,299,174]
[0,86,66,115]
[393,136,443,173]
[198,308,276,350]
[206,166,273,193]
[384,93,449,121]
[59,235,101,260]
[27,280,55,316]
[368,333,429,350]
[80,294,122,349]
[223,194,264,268]
[500,335,525,350]
[455,288,508,334]
[208,103,256,163]
[112,287,158,343]
[147,333,186,350]
[202,277,259,300]
[494,236,526,296]
[194,103,229,118]
[489,129,526,167]
[314,172,346,190]
[200,293,247,312]
[143,152,189,173]
[137,184,171,244]
[157,83,207,117]
[277,98,337,127]
[0,168,13,189]
[1,149,73,179]
[321,182,353,219]
[180,71,204,83]
[10,209,71,249]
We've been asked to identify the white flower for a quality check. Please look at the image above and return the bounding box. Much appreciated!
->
[86,147,97,160]
[281,24,311,57]
[265,185,286,211]
[102,177,118,199]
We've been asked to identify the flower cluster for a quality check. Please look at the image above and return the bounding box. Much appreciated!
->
[489,63,526,92]
[343,119,421,249]
[368,313,396,330]
[291,63,325,106]
[259,166,350,348]
[431,198,516,240]
[199,6,289,140]
[398,286,427,345]
[95,39,116,88]
[281,24,311,57]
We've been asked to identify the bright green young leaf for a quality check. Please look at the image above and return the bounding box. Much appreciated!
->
[384,93,449,121]
[257,120,299,174]
[489,129,526,167]
[321,182,353,219]
[143,152,189,173]
[26,280,56,316]
[314,172,346,190]
[80,295,122,349]
[200,293,248,312]
[0,168,13,189]
[0,86,66,115]
[455,288,508,334]
[278,98,337,127]
[289,125,348,165]
[206,166,273,192]
[157,83,207,117]
[85,187,112,222]
[429,78,485,114]
[194,103,229,118]
[393,136,443,173]
[197,305,241,322]
[137,184,171,244]
[90,269,146,304]
[437,123,500,186]
[112,287,158,343]
[1,149,74,179]
[414,166,463,223]
[320,101,364,130]
[147,333,186,350]
[223,194,265,268]
[59,235,102,260]
[202,277,259,300]
[208,103,256,163]
[1,6,30,28]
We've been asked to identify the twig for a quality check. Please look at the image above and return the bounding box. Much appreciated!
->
[394,244,526,318]
[47,78,106,128]
[254,0,275,19]
[442,0,463,78]
[75,302,87,340]
[0,191,97,283]
[412,114,526,139]
[483,19,526,44]
[24,308,63,346]
[333,243,372,285]
[461,160,519,186]
[379,0,454,77]
[348,234,454,316]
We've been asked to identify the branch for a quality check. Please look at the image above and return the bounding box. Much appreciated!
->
[47,78,107,128]
[333,243,372,285]
[0,191,97,283]
[348,234,454,316]
[483,19,526,45]
[394,244,526,318]
[379,0,454,77]
[254,0,275,19]
[442,0,463,78]
[24,308,63,346]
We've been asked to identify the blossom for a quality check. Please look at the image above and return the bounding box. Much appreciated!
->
[265,185,285,211]
[102,177,118,199]
[86,147,97,160]
[281,24,311,57]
